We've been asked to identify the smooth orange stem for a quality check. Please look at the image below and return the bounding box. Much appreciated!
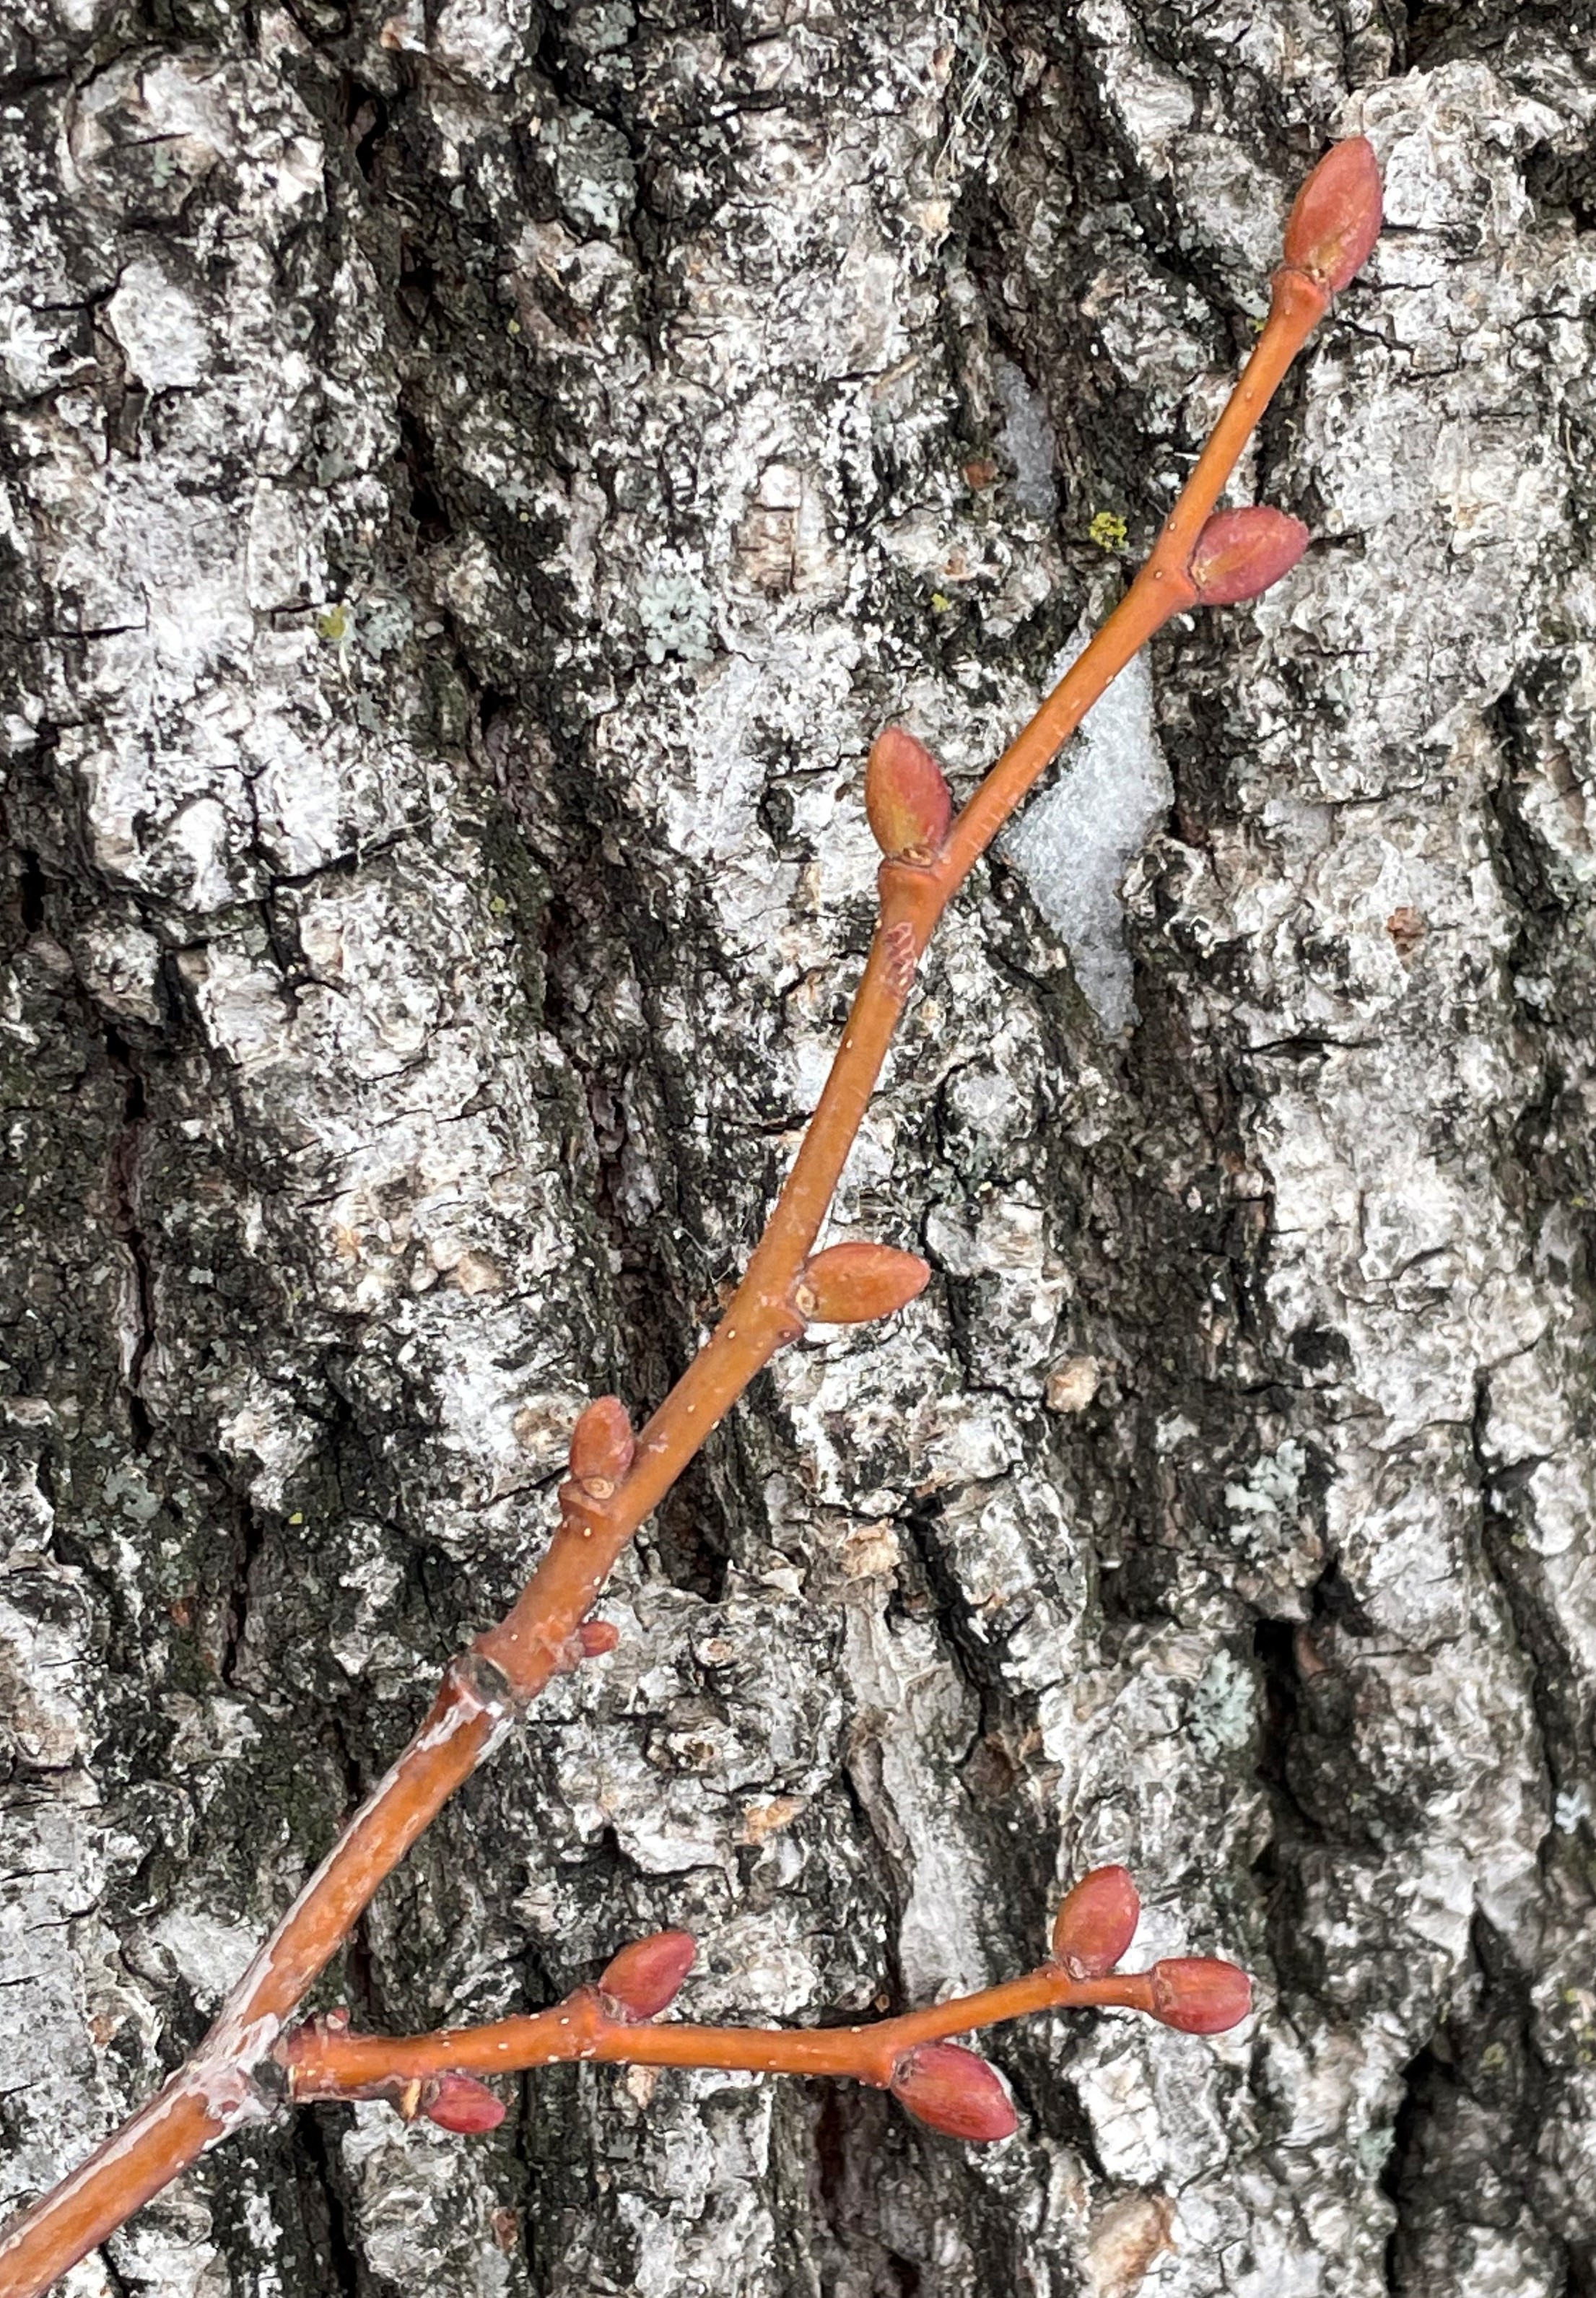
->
[280,1965,1160,2100]
[942,265,1325,879]
[0,170,1358,2298]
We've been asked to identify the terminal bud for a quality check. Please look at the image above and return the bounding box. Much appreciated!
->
[866,727,952,864]
[1148,1957,1252,2034]
[890,2044,1017,2142]
[1189,508,1309,607]
[1282,136,1382,296]
[1050,1866,1141,1977]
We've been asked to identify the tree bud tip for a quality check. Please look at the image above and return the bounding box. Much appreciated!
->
[1189,507,1309,608]
[1283,135,1382,296]
[794,1241,930,1326]
[421,2073,507,2134]
[890,2043,1017,2143]
[570,1396,635,1492]
[598,1929,697,2020]
[865,726,952,864]
[1050,1864,1141,1977]
[1149,1957,1253,2034]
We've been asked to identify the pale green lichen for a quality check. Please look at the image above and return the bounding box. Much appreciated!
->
[1224,1437,1307,1544]
[637,563,715,665]
[1190,1645,1256,1759]
[357,593,414,659]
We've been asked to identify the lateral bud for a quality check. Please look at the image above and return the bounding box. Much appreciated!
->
[889,2043,1018,2143]
[1188,508,1309,608]
[420,2073,507,2134]
[569,1396,635,1499]
[1148,1957,1253,2034]
[1050,1865,1141,1977]
[1282,135,1382,297]
[790,1242,930,1326]
[865,726,952,865]
[551,1616,622,1675]
[598,1929,697,2021]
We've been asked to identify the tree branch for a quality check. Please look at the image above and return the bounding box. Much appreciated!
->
[0,138,1382,2298]
[276,1868,1250,2144]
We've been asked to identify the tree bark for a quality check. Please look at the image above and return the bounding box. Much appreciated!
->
[4,3,1595,2294]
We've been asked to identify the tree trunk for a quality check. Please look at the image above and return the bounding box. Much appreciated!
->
[4,3,1595,2293]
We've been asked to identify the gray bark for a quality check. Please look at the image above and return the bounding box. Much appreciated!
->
[4,2,1596,2293]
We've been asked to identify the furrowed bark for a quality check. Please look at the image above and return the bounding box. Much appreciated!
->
[0,137,1367,2294]
[0,192,1349,2289]
[4,9,1594,2297]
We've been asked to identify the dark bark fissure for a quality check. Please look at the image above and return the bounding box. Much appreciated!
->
[97,2240,135,2298]
[218,1487,270,1692]
[102,1026,157,1452]
[894,1502,1056,1963]
[1250,1561,1392,2021]
[529,866,747,1600]
[1380,1915,1563,2294]
[295,2105,369,2298]
[16,848,46,934]
[1379,2034,1438,2294]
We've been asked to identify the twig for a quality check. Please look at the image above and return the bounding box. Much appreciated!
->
[276,1867,1251,2145]
[0,137,1382,2298]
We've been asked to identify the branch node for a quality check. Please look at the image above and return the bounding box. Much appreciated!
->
[448,1647,518,1714]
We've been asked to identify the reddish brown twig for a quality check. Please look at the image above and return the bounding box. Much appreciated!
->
[0,138,1379,2298]
[276,1868,1251,2145]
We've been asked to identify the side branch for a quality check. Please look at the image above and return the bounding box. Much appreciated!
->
[277,1868,1251,2144]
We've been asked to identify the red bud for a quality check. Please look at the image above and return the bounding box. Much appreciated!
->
[577,1619,620,1658]
[792,1242,930,1325]
[1050,1866,1140,1977]
[598,1929,697,2020]
[569,1396,635,1497]
[890,2043,1017,2143]
[865,727,952,864]
[1148,1957,1252,2034]
[421,2073,507,2133]
[1282,136,1382,296]
[1188,508,1309,607]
